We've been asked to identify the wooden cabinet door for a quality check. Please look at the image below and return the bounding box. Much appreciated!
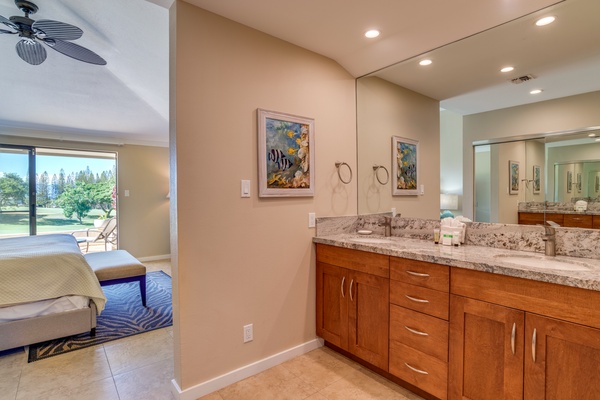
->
[525,314,600,400]
[316,262,348,350]
[347,269,389,370]
[449,295,524,400]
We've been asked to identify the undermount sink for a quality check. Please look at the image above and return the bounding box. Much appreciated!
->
[493,254,593,271]
[349,237,392,244]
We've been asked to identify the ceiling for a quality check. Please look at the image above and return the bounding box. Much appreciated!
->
[1,0,597,145]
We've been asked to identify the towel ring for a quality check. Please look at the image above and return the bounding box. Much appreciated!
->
[335,162,353,184]
[373,165,390,185]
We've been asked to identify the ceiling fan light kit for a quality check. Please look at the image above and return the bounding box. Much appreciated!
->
[0,0,106,66]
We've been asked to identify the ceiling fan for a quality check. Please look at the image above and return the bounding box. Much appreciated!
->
[0,0,106,65]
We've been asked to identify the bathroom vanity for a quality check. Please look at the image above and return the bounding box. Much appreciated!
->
[314,235,600,400]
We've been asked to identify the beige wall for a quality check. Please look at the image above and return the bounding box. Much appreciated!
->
[463,91,600,219]
[172,2,356,390]
[356,76,440,218]
[0,135,170,258]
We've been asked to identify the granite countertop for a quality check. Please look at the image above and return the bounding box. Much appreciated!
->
[313,234,600,292]
[521,209,600,215]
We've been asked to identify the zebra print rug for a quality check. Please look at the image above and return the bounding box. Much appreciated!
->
[28,271,172,362]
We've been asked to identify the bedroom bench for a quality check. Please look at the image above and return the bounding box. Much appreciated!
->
[84,250,147,307]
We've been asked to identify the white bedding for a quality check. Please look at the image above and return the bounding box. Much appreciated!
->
[0,234,106,313]
[0,295,89,323]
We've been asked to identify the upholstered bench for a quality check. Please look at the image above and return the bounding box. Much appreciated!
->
[84,250,147,307]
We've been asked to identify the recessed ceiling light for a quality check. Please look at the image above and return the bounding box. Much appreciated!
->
[530,89,543,94]
[500,66,514,73]
[365,30,380,38]
[536,16,556,26]
[419,59,432,66]
[596,138,600,142]
[589,133,597,137]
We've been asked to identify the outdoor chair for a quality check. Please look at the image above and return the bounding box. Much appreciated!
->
[71,217,117,253]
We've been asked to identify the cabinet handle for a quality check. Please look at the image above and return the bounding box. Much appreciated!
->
[406,270,430,278]
[405,326,429,336]
[404,362,429,375]
[532,328,537,362]
[405,295,429,303]
[349,279,354,302]
[511,323,516,355]
[340,276,345,298]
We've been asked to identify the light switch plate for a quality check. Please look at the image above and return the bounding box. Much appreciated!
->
[241,180,250,197]
[308,212,316,228]
[419,184,425,195]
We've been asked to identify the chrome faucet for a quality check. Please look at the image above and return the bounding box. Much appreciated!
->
[541,221,559,256]
[379,216,392,237]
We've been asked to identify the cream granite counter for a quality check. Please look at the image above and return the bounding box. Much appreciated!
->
[313,234,600,292]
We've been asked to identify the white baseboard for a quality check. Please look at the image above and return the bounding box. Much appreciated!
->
[171,338,324,400]
[138,254,171,262]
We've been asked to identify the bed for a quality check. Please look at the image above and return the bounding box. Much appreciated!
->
[0,234,106,352]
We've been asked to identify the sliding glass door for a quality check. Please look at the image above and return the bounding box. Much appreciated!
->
[0,145,36,237]
[0,145,117,242]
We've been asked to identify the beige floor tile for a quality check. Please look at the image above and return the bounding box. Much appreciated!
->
[219,364,318,400]
[104,328,173,376]
[113,357,175,400]
[318,367,424,400]
[144,260,172,276]
[0,349,25,400]
[282,347,360,390]
[16,346,112,400]
[26,377,120,400]
[305,393,329,400]
[196,392,224,400]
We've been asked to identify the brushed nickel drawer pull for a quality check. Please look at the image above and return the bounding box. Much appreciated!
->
[405,326,429,336]
[405,295,429,303]
[406,270,430,278]
[341,276,345,298]
[532,328,537,362]
[404,362,429,375]
[349,279,354,302]
[511,323,516,355]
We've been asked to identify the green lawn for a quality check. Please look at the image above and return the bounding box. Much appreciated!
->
[0,207,106,235]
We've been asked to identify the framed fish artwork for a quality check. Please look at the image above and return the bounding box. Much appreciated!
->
[392,136,419,196]
[258,109,315,197]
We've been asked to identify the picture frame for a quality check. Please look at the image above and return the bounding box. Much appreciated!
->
[392,136,419,196]
[567,170,573,193]
[577,172,582,193]
[533,165,541,194]
[509,160,520,195]
[258,109,314,197]
[596,175,600,193]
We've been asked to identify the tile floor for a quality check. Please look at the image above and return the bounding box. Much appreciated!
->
[0,259,424,400]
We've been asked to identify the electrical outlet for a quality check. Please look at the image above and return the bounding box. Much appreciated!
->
[243,324,253,343]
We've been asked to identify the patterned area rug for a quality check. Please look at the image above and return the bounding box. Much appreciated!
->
[28,271,172,362]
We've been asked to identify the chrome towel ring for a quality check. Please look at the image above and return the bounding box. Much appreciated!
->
[335,162,353,184]
[373,165,389,185]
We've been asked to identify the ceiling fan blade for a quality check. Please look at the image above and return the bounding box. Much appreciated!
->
[33,19,82,40]
[16,39,47,65]
[0,14,18,30]
[0,28,17,34]
[42,38,106,65]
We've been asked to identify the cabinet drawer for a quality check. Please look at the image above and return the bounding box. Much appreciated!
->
[390,305,448,362]
[391,281,449,320]
[564,214,593,229]
[390,257,449,292]
[316,244,389,278]
[390,341,448,400]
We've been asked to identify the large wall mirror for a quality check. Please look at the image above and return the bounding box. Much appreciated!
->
[356,0,600,226]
